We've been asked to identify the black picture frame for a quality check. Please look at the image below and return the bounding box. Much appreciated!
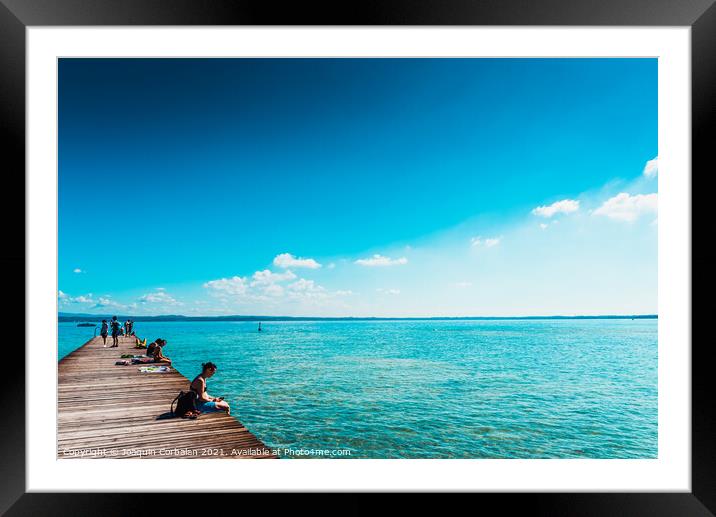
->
[2,0,709,513]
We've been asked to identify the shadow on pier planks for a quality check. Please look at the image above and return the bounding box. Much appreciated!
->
[58,336,276,459]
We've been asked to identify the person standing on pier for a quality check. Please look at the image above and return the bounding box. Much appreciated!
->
[109,316,121,347]
[100,319,109,347]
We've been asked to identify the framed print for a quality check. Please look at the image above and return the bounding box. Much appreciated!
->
[2,0,711,513]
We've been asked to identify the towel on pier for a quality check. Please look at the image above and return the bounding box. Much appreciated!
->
[115,360,130,366]
[139,366,171,373]
[131,357,154,364]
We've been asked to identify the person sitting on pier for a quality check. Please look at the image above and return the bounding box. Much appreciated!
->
[153,344,171,364]
[147,338,171,364]
[145,338,161,356]
[190,362,230,415]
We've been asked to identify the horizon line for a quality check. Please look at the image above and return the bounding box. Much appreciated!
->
[58,312,658,321]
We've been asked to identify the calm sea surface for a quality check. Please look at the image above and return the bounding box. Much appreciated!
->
[58,319,657,458]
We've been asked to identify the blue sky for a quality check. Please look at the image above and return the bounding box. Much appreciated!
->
[58,58,657,317]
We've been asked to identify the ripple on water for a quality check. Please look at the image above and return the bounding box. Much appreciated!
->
[59,319,657,458]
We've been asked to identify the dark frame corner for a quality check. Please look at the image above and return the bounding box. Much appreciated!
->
[3,0,711,514]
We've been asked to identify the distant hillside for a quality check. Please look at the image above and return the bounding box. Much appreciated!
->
[58,312,658,323]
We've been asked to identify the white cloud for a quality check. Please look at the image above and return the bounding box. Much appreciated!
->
[286,279,352,303]
[138,289,180,305]
[643,156,658,178]
[94,296,124,309]
[60,292,126,310]
[287,278,324,292]
[471,236,501,248]
[532,199,580,218]
[250,269,297,286]
[593,192,658,222]
[286,278,330,300]
[252,269,301,298]
[454,282,472,288]
[203,276,249,295]
[205,269,301,300]
[263,284,285,297]
[376,288,401,295]
[273,253,321,269]
[58,293,123,310]
[540,223,548,230]
[73,268,83,273]
[354,254,408,267]
[204,267,350,306]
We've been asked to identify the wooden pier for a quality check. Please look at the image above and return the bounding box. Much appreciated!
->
[58,336,276,459]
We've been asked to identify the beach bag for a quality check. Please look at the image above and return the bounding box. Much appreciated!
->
[171,390,198,418]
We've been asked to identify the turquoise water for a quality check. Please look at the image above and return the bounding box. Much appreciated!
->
[58,319,657,458]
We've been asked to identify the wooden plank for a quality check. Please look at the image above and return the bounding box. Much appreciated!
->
[58,335,277,459]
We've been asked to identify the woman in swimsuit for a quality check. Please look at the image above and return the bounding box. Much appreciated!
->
[109,316,121,347]
[149,338,171,363]
[190,362,230,415]
[100,320,109,347]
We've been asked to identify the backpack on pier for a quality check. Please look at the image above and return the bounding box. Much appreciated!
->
[171,390,199,418]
